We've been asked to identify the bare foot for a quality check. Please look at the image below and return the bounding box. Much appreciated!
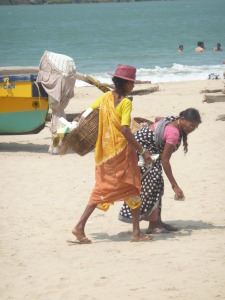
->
[146,227,169,234]
[147,220,162,232]
[131,233,153,242]
[148,220,178,232]
[161,222,178,231]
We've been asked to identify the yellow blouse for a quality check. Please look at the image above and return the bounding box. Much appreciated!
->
[90,93,132,126]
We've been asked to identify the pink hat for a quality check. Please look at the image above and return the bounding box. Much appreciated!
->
[108,64,137,82]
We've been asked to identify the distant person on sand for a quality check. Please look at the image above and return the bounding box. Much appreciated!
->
[214,43,223,51]
[119,108,202,233]
[195,41,204,52]
[70,64,153,244]
[178,45,183,52]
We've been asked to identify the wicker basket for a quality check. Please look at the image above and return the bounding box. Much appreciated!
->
[60,109,99,156]
[131,117,153,133]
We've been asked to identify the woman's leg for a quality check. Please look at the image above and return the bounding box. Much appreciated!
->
[145,207,164,232]
[146,215,178,232]
[159,216,178,231]
[148,199,178,231]
[72,204,96,241]
[131,206,141,239]
[146,195,177,232]
[131,207,153,241]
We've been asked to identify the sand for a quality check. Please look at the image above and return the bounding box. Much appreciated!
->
[1,79,225,300]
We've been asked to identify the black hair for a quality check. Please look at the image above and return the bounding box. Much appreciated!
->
[112,76,129,99]
[197,41,204,48]
[179,108,202,153]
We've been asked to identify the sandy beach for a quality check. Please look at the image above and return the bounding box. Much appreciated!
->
[1,79,225,300]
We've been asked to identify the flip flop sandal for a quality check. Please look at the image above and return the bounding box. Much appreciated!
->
[67,237,92,244]
[130,235,153,242]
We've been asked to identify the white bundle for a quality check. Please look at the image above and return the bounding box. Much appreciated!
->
[47,51,76,76]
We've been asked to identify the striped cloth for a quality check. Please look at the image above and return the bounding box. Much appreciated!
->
[47,51,76,76]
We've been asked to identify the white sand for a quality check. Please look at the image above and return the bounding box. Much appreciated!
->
[1,79,225,300]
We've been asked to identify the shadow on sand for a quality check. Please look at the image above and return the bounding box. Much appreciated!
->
[89,220,225,243]
[0,142,50,153]
[0,141,95,155]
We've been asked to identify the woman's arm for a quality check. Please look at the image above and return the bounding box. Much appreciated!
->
[119,99,153,163]
[161,143,184,199]
[121,126,153,164]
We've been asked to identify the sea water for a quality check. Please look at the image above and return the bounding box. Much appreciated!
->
[0,0,224,85]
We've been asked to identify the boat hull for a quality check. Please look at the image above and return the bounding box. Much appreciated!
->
[0,74,48,135]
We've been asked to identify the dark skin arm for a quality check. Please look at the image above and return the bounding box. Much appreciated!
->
[161,142,184,199]
[121,125,153,164]
[155,117,164,122]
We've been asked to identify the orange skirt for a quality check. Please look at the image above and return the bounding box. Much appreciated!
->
[88,143,141,205]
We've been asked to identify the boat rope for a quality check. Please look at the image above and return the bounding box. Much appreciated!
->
[3,77,10,88]
[34,81,46,123]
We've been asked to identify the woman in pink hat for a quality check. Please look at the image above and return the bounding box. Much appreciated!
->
[71,64,153,243]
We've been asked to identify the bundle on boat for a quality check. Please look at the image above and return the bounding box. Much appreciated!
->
[60,108,99,156]
[131,117,154,133]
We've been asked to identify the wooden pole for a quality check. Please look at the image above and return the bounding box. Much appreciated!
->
[203,94,225,103]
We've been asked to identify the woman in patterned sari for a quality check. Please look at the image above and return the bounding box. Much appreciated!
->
[119,108,201,233]
[72,65,153,243]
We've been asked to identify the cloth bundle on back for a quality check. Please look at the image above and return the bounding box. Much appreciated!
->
[37,51,76,154]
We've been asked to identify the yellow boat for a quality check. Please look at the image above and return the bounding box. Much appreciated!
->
[0,71,49,135]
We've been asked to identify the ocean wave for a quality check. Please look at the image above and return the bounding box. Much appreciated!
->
[75,63,225,87]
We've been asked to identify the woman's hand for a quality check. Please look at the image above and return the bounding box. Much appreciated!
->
[142,150,153,165]
[173,185,184,199]
[121,126,153,165]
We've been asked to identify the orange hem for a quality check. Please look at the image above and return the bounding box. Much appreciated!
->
[88,144,141,205]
